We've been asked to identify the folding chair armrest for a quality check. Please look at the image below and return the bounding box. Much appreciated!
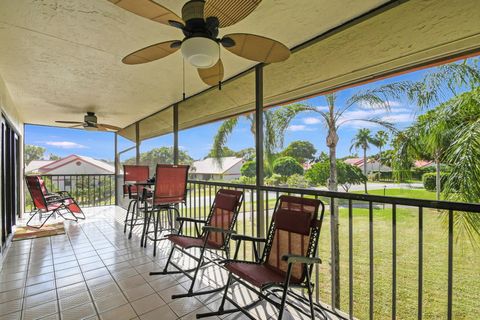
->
[231,234,266,243]
[281,254,321,265]
[176,217,206,236]
[202,226,236,234]
[176,217,206,224]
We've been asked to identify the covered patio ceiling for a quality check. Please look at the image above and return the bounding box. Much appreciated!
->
[0,0,388,129]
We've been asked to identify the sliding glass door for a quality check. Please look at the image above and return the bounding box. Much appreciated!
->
[1,115,20,248]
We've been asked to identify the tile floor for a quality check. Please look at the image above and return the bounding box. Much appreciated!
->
[0,206,331,320]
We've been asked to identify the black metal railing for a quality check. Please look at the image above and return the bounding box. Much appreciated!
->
[177,180,480,320]
[24,174,115,212]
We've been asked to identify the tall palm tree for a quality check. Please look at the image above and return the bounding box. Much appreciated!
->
[278,86,404,308]
[374,130,389,174]
[211,105,302,173]
[351,128,376,192]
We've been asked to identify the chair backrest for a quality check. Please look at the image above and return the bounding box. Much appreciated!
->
[205,189,244,247]
[263,195,324,282]
[123,165,149,196]
[38,177,49,195]
[153,164,189,205]
[25,176,48,211]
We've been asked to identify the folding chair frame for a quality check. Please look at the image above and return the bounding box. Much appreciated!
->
[150,189,244,300]
[197,196,327,320]
[26,176,84,229]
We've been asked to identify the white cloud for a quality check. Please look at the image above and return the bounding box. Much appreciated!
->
[381,113,415,123]
[287,125,315,132]
[357,100,403,110]
[302,117,321,125]
[45,141,87,149]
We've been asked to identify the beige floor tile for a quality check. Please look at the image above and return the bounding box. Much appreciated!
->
[169,296,205,318]
[122,282,155,302]
[99,303,137,320]
[61,302,97,320]
[23,300,58,320]
[59,290,91,311]
[0,298,23,316]
[24,289,57,308]
[139,304,177,320]
[130,293,165,315]
[94,292,127,313]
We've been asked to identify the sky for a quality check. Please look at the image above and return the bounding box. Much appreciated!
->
[25,60,462,162]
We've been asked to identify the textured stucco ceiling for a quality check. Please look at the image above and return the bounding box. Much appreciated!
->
[0,0,387,129]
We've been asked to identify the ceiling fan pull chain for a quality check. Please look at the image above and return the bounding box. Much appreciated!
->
[182,58,186,101]
[218,46,222,91]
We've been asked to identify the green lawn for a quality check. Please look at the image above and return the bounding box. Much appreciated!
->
[356,188,438,200]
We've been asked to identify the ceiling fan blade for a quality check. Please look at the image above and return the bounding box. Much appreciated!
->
[122,40,181,64]
[204,0,261,28]
[198,59,224,86]
[97,123,122,131]
[68,124,84,128]
[222,33,290,63]
[108,0,183,27]
[55,121,83,124]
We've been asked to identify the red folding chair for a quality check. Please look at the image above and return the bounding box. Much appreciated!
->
[25,176,84,229]
[123,165,150,239]
[143,164,189,256]
[150,189,244,299]
[197,195,326,320]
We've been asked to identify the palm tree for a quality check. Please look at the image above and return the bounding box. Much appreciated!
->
[278,85,405,308]
[394,60,480,200]
[350,128,377,192]
[211,105,302,173]
[374,130,389,174]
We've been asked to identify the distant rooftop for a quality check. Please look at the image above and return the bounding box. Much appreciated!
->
[192,157,244,175]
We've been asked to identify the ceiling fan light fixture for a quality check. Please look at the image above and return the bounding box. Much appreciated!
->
[181,37,219,68]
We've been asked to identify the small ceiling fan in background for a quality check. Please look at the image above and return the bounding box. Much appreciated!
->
[55,112,121,131]
[109,0,291,86]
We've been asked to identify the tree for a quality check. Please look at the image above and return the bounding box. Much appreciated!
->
[124,147,194,173]
[205,146,236,159]
[272,156,303,178]
[240,161,256,177]
[350,128,377,193]
[281,140,317,164]
[24,144,46,165]
[49,154,61,160]
[211,106,302,174]
[394,60,480,200]
[235,147,256,161]
[305,160,366,192]
[374,130,389,173]
[289,85,403,307]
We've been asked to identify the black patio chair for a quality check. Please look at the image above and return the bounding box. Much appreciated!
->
[197,195,326,320]
[150,188,244,299]
[122,165,150,239]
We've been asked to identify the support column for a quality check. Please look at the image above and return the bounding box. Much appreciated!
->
[114,132,118,206]
[255,64,265,240]
[135,122,140,165]
[173,104,179,165]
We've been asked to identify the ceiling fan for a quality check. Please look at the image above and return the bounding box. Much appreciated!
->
[55,112,121,131]
[109,0,291,86]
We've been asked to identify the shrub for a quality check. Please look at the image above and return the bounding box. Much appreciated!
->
[272,156,303,177]
[240,160,256,177]
[238,176,256,185]
[265,174,282,186]
[286,174,310,189]
[422,172,449,191]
